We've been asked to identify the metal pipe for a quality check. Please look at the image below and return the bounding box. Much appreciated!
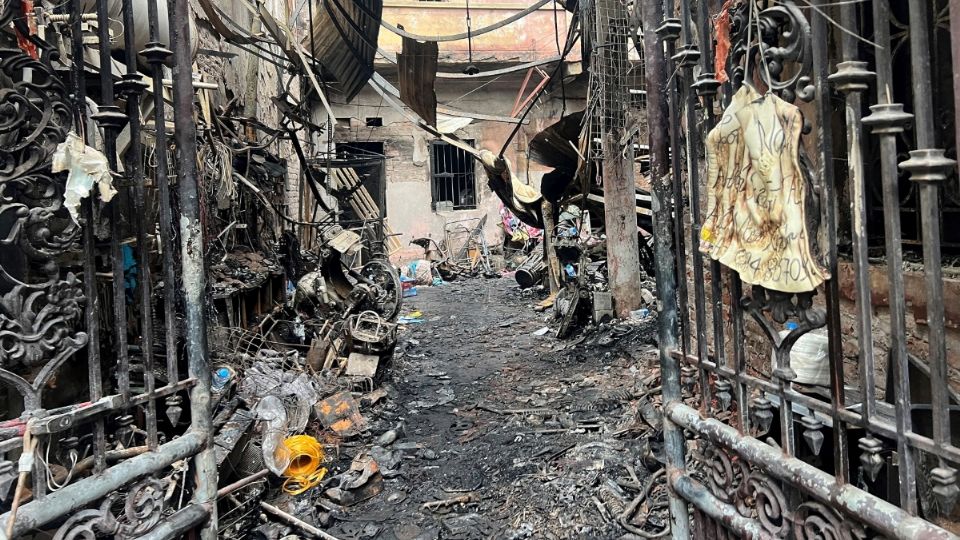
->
[168,0,218,537]
[642,0,689,535]
[259,502,343,540]
[667,472,769,540]
[137,504,211,540]
[0,432,204,538]
[217,469,270,498]
[666,403,958,540]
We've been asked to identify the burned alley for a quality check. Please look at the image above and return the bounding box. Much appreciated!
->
[1,0,960,538]
[320,279,664,540]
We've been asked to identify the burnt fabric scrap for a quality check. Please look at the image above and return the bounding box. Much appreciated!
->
[700,85,828,293]
[397,36,439,127]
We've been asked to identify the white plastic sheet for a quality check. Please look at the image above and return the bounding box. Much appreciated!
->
[52,131,117,223]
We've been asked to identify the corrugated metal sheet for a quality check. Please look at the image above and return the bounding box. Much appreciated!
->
[309,0,382,101]
[396,36,438,127]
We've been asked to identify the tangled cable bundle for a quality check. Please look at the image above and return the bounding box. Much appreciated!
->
[198,139,235,209]
[281,435,327,495]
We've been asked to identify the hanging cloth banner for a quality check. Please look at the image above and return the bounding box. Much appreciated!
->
[700,85,828,293]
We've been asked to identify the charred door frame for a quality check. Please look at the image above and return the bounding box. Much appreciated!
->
[645,0,960,538]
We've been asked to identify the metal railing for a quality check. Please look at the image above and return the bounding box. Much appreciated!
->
[0,0,216,536]
[644,0,960,538]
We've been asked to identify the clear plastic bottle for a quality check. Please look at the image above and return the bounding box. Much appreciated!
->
[211,366,233,391]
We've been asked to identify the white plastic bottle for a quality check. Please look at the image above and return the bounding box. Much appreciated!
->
[774,322,830,386]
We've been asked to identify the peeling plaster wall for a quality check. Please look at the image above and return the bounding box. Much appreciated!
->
[377,1,579,64]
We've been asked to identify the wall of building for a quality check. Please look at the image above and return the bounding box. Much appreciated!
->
[331,74,584,263]
[377,1,578,64]
[192,0,305,215]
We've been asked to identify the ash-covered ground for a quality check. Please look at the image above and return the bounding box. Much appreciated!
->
[312,278,670,540]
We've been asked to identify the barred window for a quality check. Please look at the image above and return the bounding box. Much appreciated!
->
[430,140,477,211]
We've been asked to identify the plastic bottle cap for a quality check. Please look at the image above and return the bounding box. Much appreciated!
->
[216,367,230,379]
[785,322,799,331]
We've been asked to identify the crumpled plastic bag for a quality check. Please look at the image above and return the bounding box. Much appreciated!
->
[51,131,117,223]
[255,395,292,476]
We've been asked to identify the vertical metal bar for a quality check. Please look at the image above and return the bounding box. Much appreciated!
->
[863,0,917,514]
[730,274,749,433]
[94,0,131,407]
[643,0,690,535]
[677,0,711,412]
[665,22,691,359]
[71,0,107,476]
[812,0,849,484]
[830,0,876,430]
[168,0,218,537]
[120,0,158,450]
[143,0,182,426]
[903,0,954,456]
[952,0,960,155]
[695,0,726,376]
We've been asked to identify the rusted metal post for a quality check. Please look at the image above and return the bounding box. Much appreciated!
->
[119,0,159,450]
[596,0,642,316]
[168,0,218,536]
[143,0,183,426]
[810,0,850,486]
[863,0,918,514]
[952,0,960,159]
[72,0,107,478]
[643,0,689,534]
[94,0,131,414]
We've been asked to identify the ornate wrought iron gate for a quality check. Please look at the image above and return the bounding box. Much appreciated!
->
[0,0,217,537]
[644,0,960,538]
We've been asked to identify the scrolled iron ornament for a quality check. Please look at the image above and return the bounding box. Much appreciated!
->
[52,477,169,539]
[117,477,167,537]
[791,501,868,540]
[737,471,789,536]
[726,0,814,104]
[52,508,109,540]
[702,444,745,505]
[0,45,85,411]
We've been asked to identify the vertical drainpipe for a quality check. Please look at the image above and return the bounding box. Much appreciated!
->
[642,0,690,537]
[167,0,218,536]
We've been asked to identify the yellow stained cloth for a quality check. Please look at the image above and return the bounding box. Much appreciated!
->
[700,86,828,293]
